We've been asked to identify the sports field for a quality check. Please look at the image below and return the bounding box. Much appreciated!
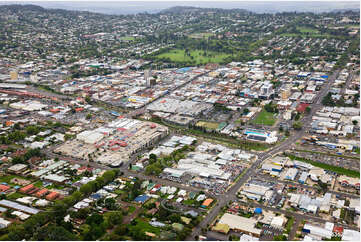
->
[188,32,215,39]
[251,109,276,126]
[196,121,220,130]
[155,49,231,64]
[119,36,135,41]
[297,26,319,34]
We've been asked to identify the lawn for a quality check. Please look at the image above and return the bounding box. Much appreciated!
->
[281,32,331,38]
[286,153,360,178]
[183,199,199,206]
[114,189,124,195]
[155,49,232,64]
[130,218,161,235]
[44,183,65,190]
[285,216,295,234]
[7,192,26,200]
[297,26,319,34]
[251,109,276,126]
[0,175,29,184]
[119,36,135,41]
[33,180,43,188]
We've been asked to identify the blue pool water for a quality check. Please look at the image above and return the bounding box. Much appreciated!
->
[245,131,269,137]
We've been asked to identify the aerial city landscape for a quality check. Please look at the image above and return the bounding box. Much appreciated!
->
[0,1,359,241]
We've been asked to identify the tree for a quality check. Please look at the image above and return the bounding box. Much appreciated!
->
[85,96,91,103]
[86,213,104,226]
[104,198,118,210]
[293,121,303,130]
[294,112,301,121]
[79,183,93,195]
[73,207,91,219]
[305,106,311,114]
[322,92,336,106]
[25,125,40,135]
[35,224,78,241]
[104,211,123,227]
[243,108,250,115]
[149,153,157,164]
[86,113,92,120]
[273,235,288,241]
[102,170,116,183]
[352,120,358,125]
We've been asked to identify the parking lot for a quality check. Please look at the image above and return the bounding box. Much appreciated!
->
[290,150,359,171]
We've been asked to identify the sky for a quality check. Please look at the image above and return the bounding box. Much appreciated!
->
[0,1,359,14]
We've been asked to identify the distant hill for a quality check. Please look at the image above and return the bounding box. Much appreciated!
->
[330,8,360,13]
[0,4,45,12]
[160,5,249,14]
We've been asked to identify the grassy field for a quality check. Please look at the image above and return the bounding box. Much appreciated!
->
[196,121,220,130]
[285,216,295,235]
[7,192,26,200]
[119,36,135,41]
[286,153,360,178]
[297,26,319,34]
[281,32,330,39]
[0,175,30,184]
[251,109,276,126]
[295,149,359,160]
[155,49,231,64]
[188,32,215,39]
[131,218,161,235]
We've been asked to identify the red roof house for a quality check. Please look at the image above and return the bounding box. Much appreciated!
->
[35,188,49,198]
[19,184,35,193]
[46,192,59,201]
[0,184,10,192]
[296,103,310,113]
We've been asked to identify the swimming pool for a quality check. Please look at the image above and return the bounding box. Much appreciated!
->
[244,130,269,137]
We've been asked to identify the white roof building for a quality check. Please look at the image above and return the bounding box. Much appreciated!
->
[0,218,11,228]
[342,229,360,241]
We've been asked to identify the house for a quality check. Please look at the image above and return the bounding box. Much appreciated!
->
[45,191,59,201]
[0,184,10,192]
[19,184,35,194]
[35,188,49,198]
[201,198,213,208]
[134,194,149,204]
[212,223,230,234]
[172,223,184,232]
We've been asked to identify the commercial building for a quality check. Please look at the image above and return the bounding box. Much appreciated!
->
[57,118,168,166]
[0,199,40,214]
[0,218,11,229]
[216,213,262,237]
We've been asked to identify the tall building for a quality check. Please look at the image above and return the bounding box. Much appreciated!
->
[10,71,18,80]
[281,88,291,100]
[144,69,151,86]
